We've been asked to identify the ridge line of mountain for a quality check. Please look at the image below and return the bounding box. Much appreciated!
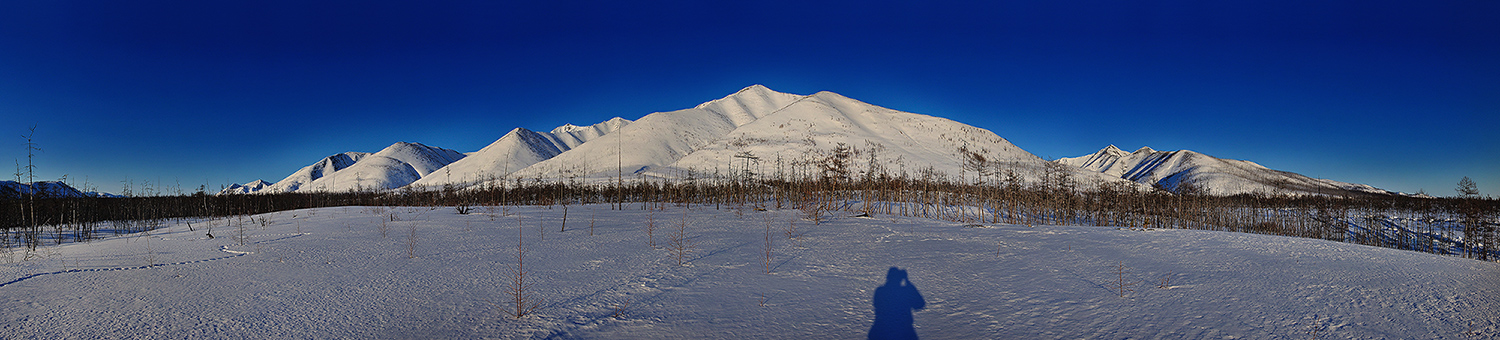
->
[217,85,1395,197]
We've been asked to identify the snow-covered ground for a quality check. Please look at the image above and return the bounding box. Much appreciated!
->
[1,205,1495,339]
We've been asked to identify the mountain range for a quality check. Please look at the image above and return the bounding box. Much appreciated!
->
[1,181,106,199]
[1057,145,1394,196]
[220,85,1392,197]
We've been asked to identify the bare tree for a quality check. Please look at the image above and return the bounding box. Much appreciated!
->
[22,125,40,230]
[667,212,695,266]
[1456,177,1479,198]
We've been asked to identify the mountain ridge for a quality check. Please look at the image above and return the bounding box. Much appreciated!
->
[222,85,1393,197]
[1057,145,1394,196]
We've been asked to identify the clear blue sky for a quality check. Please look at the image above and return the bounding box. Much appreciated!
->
[2,1,1496,196]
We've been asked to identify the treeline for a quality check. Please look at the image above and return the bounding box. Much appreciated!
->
[402,169,1500,261]
[3,169,1497,261]
[1,192,382,249]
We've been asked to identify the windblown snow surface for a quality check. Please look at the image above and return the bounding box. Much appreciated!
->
[1,206,1495,339]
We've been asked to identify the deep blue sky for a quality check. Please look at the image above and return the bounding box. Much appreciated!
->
[2,1,1496,196]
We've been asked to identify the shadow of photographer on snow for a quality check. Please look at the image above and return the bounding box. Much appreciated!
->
[870,267,925,340]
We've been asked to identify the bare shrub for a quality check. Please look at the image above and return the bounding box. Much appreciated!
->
[610,299,631,319]
[235,217,248,246]
[763,214,774,274]
[144,236,157,267]
[1305,316,1326,340]
[503,223,540,318]
[484,205,499,221]
[406,223,418,258]
[646,210,657,248]
[783,217,801,247]
[667,212,696,266]
[1111,261,1139,297]
[536,215,545,242]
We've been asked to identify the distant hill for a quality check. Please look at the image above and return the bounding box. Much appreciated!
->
[1057,145,1395,196]
[1,181,90,199]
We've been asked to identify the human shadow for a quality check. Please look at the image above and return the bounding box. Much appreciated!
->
[869,267,925,340]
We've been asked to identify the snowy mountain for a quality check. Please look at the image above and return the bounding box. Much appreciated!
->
[409,118,630,189]
[548,117,631,150]
[506,84,806,181]
[660,89,1050,181]
[258,152,371,194]
[293,142,465,193]
[232,85,1392,197]
[0,181,87,199]
[500,85,1103,187]
[217,179,274,195]
[1057,145,1393,196]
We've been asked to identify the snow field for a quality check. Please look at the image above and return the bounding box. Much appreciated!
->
[0,204,1495,339]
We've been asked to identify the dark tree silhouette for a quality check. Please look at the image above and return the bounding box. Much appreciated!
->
[1456,177,1479,198]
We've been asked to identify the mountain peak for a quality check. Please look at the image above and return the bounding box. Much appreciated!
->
[549,117,630,136]
[739,84,773,93]
[695,84,800,110]
[1101,145,1127,156]
[1133,146,1157,154]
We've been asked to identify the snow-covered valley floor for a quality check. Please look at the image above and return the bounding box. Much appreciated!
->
[1,204,1496,339]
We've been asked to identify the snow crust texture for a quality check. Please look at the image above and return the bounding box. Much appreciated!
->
[0,206,1494,338]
